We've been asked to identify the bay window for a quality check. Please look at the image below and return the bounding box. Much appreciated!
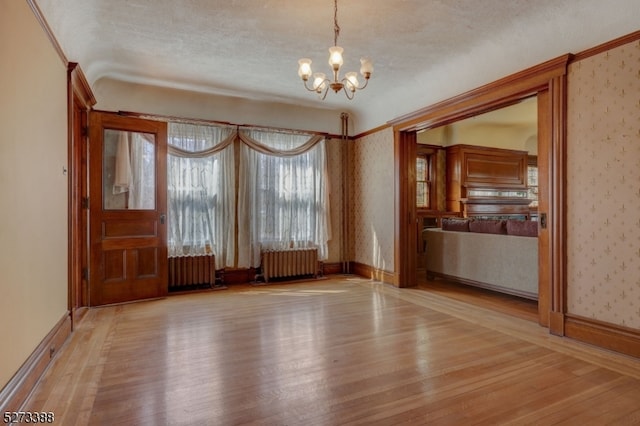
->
[168,123,330,269]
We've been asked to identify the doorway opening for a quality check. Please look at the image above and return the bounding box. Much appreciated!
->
[414,97,540,321]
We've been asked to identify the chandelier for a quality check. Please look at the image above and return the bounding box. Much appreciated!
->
[297,0,373,100]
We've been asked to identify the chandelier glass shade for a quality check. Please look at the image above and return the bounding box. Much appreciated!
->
[297,0,373,100]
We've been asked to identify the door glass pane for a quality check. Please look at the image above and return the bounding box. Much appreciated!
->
[103,129,156,210]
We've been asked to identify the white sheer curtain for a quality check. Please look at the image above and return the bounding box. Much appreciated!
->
[237,130,331,268]
[128,132,156,209]
[109,131,155,210]
[167,123,235,267]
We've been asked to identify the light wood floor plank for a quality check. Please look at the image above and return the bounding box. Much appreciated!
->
[23,277,640,425]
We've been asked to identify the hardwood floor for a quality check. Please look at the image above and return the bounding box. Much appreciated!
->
[416,272,539,322]
[24,277,640,425]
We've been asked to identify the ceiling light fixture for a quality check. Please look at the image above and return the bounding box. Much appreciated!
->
[297,0,373,100]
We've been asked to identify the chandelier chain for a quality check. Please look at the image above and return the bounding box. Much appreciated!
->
[333,0,340,47]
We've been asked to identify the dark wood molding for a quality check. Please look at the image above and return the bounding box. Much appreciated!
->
[571,30,640,62]
[565,314,640,358]
[393,130,417,288]
[536,89,551,328]
[26,0,67,65]
[549,312,565,337]
[389,54,572,132]
[69,63,97,108]
[219,268,258,285]
[351,262,396,286]
[322,262,344,276]
[353,123,392,140]
[117,110,331,138]
[68,63,95,327]
[548,73,568,337]
[0,313,71,412]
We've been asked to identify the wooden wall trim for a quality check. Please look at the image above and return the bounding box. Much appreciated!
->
[572,30,640,62]
[536,89,551,328]
[117,110,331,138]
[218,268,257,285]
[549,312,565,336]
[0,313,71,412]
[69,63,97,108]
[26,0,67,65]
[353,123,392,140]
[547,73,568,337]
[565,314,640,359]
[389,54,572,132]
[351,262,396,286]
[393,130,417,288]
[322,262,344,276]
[68,63,95,327]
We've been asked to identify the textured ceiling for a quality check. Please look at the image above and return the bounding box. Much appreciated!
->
[35,0,640,129]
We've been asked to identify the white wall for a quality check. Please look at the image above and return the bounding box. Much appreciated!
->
[93,78,346,135]
[417,97,538,154]
[449,123,538,154]
[0,1,69,389]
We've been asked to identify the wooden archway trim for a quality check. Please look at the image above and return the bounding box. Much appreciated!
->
[389,54,572,132]
[390,54,571,333]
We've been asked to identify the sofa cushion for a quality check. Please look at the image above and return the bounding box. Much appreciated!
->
[469,219,507,234]
[506,219,538,237]
[441,218,470,232]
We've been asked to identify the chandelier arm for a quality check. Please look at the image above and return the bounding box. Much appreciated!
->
[357,77,370,91]
[319,83,331,100]
[302,79,319,93]
[302,77,332,99]
[339,75,370,91]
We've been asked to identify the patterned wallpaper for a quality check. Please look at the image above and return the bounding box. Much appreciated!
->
[325,138,343,263]
[566,39,640,329]
[351,127,395,272]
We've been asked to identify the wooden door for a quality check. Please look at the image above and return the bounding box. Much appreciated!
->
[88,112,167,306]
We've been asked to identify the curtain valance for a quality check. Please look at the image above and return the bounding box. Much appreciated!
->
[168,122,326,159]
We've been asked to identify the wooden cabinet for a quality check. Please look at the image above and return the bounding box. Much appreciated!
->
[445,145,532,218]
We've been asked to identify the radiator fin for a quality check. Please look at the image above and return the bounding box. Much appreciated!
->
[262,248,318,283]
[168,255,215,288]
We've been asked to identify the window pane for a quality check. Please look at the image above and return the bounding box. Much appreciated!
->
[417,182,429,208]
[416,155,430,208]
[416,157,426,181]
[528,165,538,207]
[528,165,538,186]
[103,130,156,210]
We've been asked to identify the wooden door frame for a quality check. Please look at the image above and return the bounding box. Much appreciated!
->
[389,55,571,331]
[68,63,95,328]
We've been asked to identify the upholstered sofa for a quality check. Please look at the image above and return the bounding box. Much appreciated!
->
[423,218,538,300]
